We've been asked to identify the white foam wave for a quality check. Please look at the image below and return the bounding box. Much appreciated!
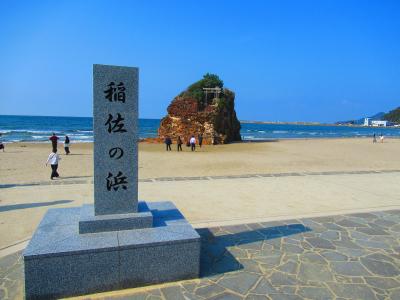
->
[272,130,288,134]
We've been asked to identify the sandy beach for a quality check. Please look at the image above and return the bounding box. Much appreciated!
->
[1,138,400,252]
[1,138,400,184]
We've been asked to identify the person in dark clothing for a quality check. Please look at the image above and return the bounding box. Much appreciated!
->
[49,133,59,152]
[177,136,183,151]
[0,133,4,152]
[64,135,70,155]
[46,149,61,180]
[198,134,203,148]
[165,136,172,151]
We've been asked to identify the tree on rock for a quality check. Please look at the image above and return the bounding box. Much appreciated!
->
[158,74,241,145]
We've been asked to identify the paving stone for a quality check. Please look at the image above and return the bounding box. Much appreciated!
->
[195,284,225,298]
[364,252,396,264]
[160,286,186,300]
[297,286,334,300]
[374,219,397,227]
[254,255,282,268]
[3,209,400,300]
[269,271,297,286]
[319,230,340,240]
[349,230,371,241]
[323,222,344,231]
[327,283,377,300]
[356,239,391,250]
[268,294,302,300]
[218,272,260,295]
[238,259,263,274]
[301,252,328,265]
[335,247,369,258]
[298,263,333,282]
[337,219,367,228]
[360,258,400,277]
[281,243,304,254]
[181,282,198,293]
[333,239,363,249]
[278,286,297,294]
[356,227,389,236]
[208,291,244,300]
[245,294,269,300]
[330,261,372,276]
[305,238,335,249]
[389,288,400,300]
[276,261,298,274]
[320,251,348,261]
[251,277,278,294]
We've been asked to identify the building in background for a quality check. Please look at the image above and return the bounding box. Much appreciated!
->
[371,120,388,127]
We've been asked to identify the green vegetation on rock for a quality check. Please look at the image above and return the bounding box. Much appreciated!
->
[383,107,400,123]
[182,73,226,109]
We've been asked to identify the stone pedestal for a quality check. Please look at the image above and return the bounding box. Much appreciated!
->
[23,202,201,299]
[23,65,201,299]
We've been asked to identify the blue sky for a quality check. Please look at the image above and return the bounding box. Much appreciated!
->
[0,0,399,123]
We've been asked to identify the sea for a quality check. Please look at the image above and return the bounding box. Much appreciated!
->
[1,115,400,143]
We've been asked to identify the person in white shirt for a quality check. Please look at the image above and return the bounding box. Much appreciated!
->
[190,135,196,151]
[46,150,61,180]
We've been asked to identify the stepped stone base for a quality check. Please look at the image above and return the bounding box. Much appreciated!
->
[79,203,153,233]
[23,201,201,300]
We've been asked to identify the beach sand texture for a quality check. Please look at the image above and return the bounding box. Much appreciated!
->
[1,138,400,184]
[1,138,400,251]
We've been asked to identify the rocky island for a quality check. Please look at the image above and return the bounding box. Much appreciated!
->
[158,73,241,144]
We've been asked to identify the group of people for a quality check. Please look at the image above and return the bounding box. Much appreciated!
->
[46,133,71,180]
[165,134,203,152]
[373,133,384,143]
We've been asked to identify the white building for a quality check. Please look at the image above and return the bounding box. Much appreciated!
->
[364,118,371,126]
[371,120,387,127]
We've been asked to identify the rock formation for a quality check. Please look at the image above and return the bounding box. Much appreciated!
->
[158,74,241,144]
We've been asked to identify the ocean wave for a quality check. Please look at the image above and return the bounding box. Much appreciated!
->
[272,130,288,134]
[75,130,93,133]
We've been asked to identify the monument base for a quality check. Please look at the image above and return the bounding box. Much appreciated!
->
[23,201,201,300]
[79,202,153,233]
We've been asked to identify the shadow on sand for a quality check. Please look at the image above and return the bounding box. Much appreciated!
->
[0,200,73,212]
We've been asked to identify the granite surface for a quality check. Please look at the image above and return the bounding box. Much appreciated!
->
[22,201,201,299]
[93,64,139,215]
[79,203,153,233]
[5,209,400,299]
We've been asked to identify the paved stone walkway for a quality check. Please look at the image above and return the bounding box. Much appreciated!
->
[1,210,399,299]
[1,169,400,188]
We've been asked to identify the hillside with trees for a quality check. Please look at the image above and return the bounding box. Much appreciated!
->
[383,107,400,123]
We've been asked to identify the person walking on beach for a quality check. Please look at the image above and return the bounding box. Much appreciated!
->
[46,149,61,180]
[198,134,203,148]
[49,133,59,152]
[64,135,70,155]
[177,136,183,151]
[165,136,172,151]
[190,135,196,151]
[380,133,384,143]
[373,133,377,143]
[0,133,4,152]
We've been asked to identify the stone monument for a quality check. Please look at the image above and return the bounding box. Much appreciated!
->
[23,64,201,299]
